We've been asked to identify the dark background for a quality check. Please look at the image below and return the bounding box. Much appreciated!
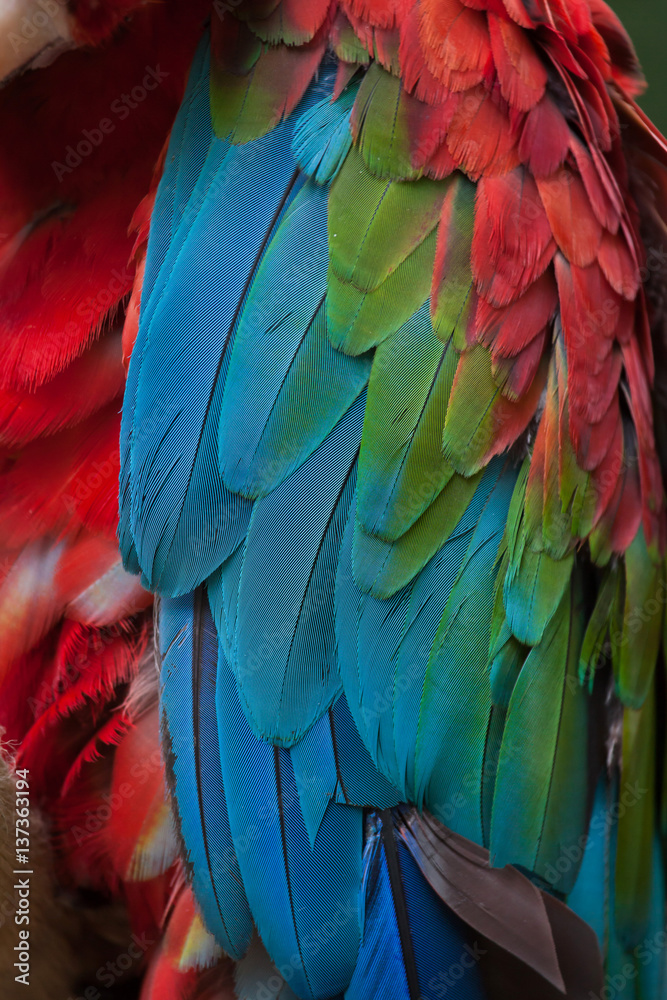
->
[609,0,667,132]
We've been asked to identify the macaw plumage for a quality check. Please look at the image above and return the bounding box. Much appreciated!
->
[1,1,667,998]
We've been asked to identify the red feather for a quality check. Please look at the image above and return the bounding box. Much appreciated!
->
[418,0,493,91]
[107,705,176,882]
[342,0,407,30]
[0,330,124,447]
[588,0,646,97]
[0,404,120,546]
[536,165,603,267]
[598,229,640,299]
[446,86,520,178]
[493,326,548,399]
[500,0,534,29]
[518,93,571,177]
[569,134,620,231]
[473,168,556,305]
[477,269,558,354]
[488,12,547,111]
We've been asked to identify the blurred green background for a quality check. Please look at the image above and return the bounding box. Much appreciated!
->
[609,0,667,132]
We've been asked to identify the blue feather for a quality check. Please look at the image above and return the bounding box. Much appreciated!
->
[128,133,284,594]
[159,590,253,958]
[216,393,365,747]
[395,835,487,1000]
[292,79,358,185]
[118,37,218,574]
[289,695,401,846]
[216,652,362,999]
[344,823,410,1000]
[207,540,245,663]
[345,814,487,1000]
[126,38,335,596]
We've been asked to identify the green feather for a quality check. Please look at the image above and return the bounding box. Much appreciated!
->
[329,147,444,292]
[617,527,664,709]
[327,230,437,354]
[503,480,574,647]
[535,360,577,560]
[488,548,510,655]
[491,581,590,894]
[331,20,370,66]
[352,470,481,598]
[210,29,324,145]
[558,433,597,546]
[615,686,656,949]
[356,301,457,541]
[209,27,266,143]
[351,63,421,180]
[327,146,444,352]
[579,564,620,689]
[442,346,547,476]
[431,173,476,351]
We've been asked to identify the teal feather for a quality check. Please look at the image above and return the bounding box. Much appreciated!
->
[566,778,611,947]
[413,465,515,840]
[218,180,370,500]
[489,630,526,710]
[568,779,667,998]
[503,540,573,648]
[289,697,402,846]
[219,393,364,747]
[118,37,215,574]
[336,460,515,842]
